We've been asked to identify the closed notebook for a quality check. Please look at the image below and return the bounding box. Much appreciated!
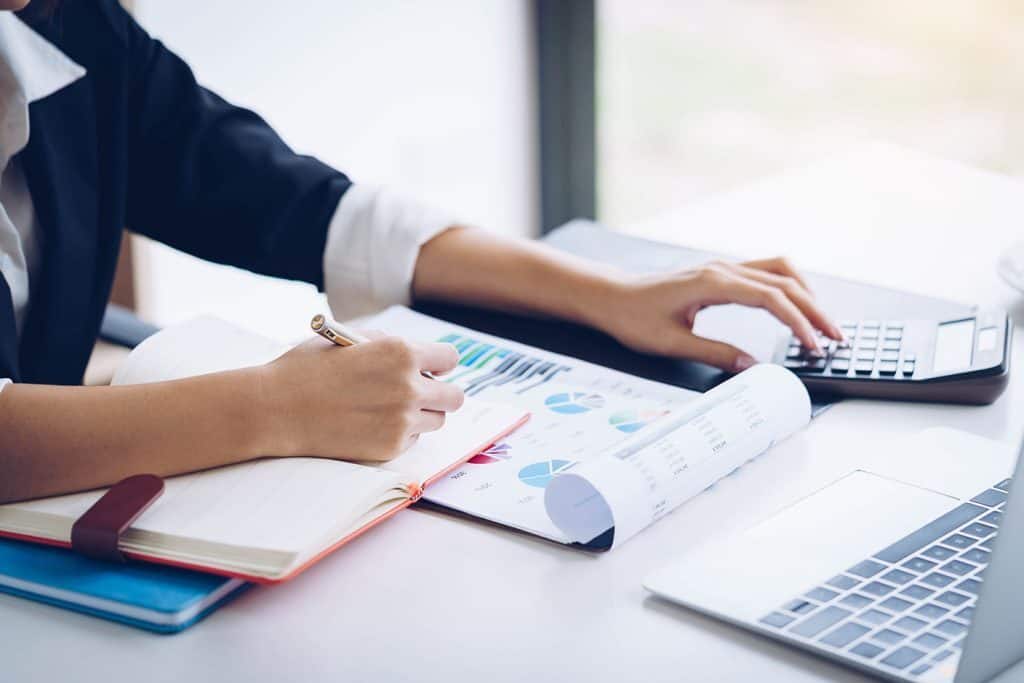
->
[0,537,247,633]
[0,318,529,583]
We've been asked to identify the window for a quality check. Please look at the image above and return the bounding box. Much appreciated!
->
[597,1,1024,230]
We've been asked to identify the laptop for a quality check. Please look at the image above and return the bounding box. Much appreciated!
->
[644,427,1024,682]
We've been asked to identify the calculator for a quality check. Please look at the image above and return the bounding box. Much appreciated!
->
[772,310,1012,404]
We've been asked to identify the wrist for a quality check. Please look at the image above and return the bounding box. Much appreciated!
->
[245,364,299,458]
[569,271,637,333]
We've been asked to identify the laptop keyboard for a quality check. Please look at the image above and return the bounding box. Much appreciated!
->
[759,479,1010,678]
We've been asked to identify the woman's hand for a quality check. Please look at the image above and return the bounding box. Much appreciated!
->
[595,257,843,372]
[258,336,465,461]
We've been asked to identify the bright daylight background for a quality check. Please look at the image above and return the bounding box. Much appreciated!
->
[130,1,1024,337]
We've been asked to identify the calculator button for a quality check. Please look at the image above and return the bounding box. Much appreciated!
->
[800,359,827,373]
[904,352,916,362]
[786,346,802,359]
[883,340,901,351]
[902,362,916,377]
[855,361,874,375]
[857,341,879,351]
[830,360,850,374]
[885,330,903,340]
[861,320,881,330]
[885,322,904,330]
[879,361,898,376]
[856,350,876,361]
[880,350,900,361]
[833,349,852,360]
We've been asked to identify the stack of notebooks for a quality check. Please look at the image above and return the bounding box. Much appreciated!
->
[0,307,815,632]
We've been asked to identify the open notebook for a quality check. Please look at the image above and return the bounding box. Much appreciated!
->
[0,318,528,583]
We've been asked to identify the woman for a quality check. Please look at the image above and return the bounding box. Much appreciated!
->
[0,0,840,504]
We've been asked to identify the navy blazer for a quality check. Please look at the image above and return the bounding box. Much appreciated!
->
[4,1,351,385]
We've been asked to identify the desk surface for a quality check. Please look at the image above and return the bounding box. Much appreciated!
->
[6,143,1024,683]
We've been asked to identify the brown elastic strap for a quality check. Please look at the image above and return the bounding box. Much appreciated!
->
[70,474,165,563]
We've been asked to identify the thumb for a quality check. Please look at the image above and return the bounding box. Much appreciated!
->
[671,330,757,373]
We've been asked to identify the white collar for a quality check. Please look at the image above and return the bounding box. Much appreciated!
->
[0,13,86,162]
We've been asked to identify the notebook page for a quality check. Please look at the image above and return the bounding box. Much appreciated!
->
[380,400,529,486]
[112,316,288,386]
[544,363,811,549]
[2,458,408,556]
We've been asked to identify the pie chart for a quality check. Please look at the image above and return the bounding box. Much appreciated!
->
[468,442,512,465]
[609,409,670,433]
[518,460,573,488]
[544,392,605,415]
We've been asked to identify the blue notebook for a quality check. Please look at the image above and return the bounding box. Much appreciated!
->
[0,538,248,633]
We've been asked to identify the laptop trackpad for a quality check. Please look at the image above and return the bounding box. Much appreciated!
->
[647,470,958,619]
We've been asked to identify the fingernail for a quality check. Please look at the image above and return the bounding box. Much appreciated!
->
[733,354,756,372]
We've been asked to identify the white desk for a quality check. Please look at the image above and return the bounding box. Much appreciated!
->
[5,144,1024,683]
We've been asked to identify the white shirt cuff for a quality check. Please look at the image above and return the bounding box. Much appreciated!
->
[0,378,10,395]
[323,185,456,321]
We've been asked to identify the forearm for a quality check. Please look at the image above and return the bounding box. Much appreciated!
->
[0,369,273,504]
[412,227,624,328]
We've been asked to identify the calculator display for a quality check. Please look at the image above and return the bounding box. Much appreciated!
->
[933,319,975,374]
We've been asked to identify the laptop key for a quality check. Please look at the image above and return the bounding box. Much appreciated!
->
[935,591,970,607]
[892,616,928,633]
[900,585,934,600]
[879,597,913,613]
[851,642,884,659]
[913,603,949,620]
[910,664,932,676]
[955,606,975,622]
[790,606,853,638]
[944,534,977,550]
[827,574,859,590]
[760,612,795,628]
[940,560,975,576]
[881,569,915,585]
[935,620,967,637]
[981,511,1002,526]
[858,609,891,625]
[960,548,990,565]
[839,594,872,609]
[784,599,816,615]
[994,479,1011,492]
[820,622,871,648]
[934,649,955,662]
[903,557,937,573]
[849,559,886,578]
[956,579,982,596]
[922,546,957,561]
[961,522,996,539]
[921,573,956,588]
[972,489,1007,507]
[806,587,839,602]
[874,504,985,563]
[912,633,947,650]
[872,628,906,645]
[881,646,926,670]
[862,581,895,597]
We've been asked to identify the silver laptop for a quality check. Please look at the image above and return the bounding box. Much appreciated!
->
[644,428,1024,682]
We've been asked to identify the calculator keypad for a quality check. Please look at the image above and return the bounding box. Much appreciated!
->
[783,321,917,380]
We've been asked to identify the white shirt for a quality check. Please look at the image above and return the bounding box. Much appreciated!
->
[0,13,453,394]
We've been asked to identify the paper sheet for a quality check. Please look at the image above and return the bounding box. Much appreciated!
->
[543,363,811,548]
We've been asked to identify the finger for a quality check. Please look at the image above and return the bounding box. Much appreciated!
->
[667,328,757,373]
[741,257,811,293]
[413,409,447,435]
[417,377,466,412]
[413,342,460,374]
[728,264,843,340]
[699,271,821,351]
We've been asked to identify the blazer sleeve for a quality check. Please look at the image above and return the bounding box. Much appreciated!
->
[119,8,351,289]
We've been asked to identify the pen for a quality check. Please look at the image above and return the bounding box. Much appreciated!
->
[310,313,370,347]
[310,314,437,379]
